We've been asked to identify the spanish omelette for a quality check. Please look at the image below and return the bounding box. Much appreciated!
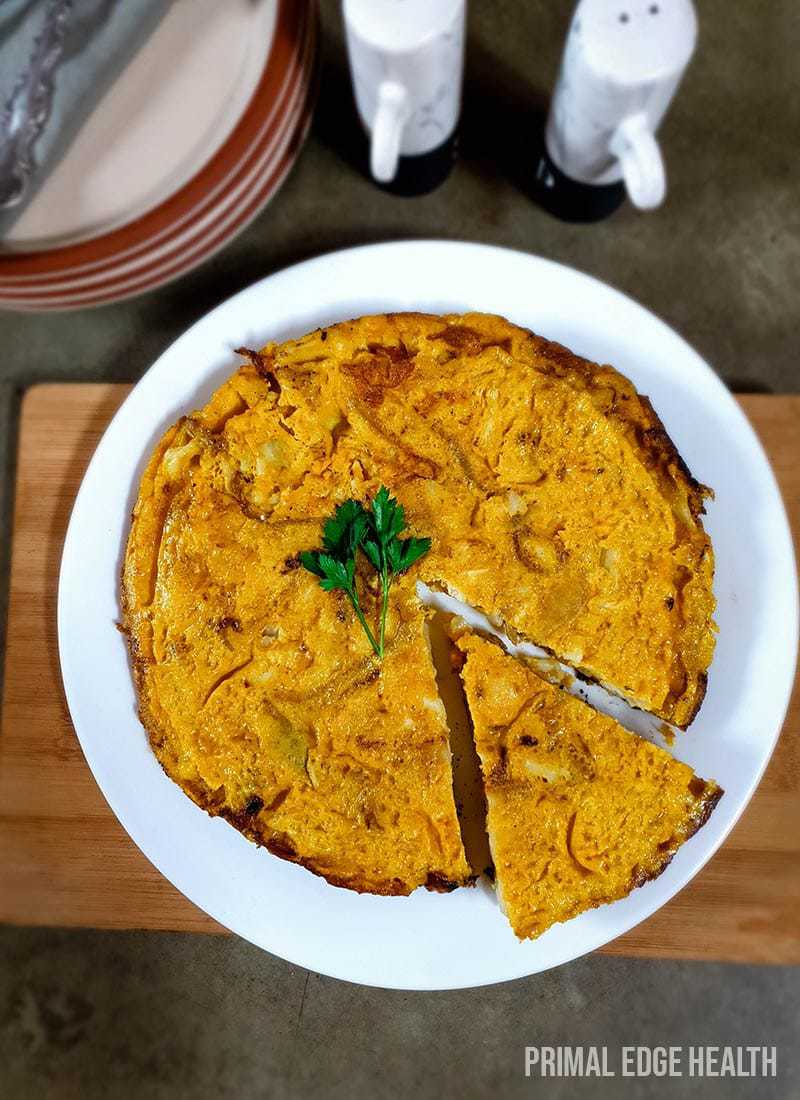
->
[455,633,722,940]
[122,311,717,898]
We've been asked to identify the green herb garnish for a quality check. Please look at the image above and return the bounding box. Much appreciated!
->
[362,486,431,656]
[300,487,431,659]
[299,500,378,656]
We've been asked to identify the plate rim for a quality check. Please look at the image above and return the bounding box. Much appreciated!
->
[57,240,800,989]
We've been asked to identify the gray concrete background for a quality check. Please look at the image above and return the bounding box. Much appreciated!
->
[1,1,798,1097]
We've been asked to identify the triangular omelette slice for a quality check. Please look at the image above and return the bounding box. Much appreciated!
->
[455,634,722,939]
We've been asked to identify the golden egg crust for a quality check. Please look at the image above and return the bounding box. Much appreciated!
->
[455,634,722,940]
[239,311,712,725]
[123,423,471,893]
[122,311,716,894]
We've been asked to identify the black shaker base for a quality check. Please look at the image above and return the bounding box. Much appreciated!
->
[356,131,457,197]
[533,144,626,223]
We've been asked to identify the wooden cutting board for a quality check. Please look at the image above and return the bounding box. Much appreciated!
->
[1,384,798,962]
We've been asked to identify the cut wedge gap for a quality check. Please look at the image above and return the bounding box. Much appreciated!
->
[425,612,491,879]
[417,581,680,748]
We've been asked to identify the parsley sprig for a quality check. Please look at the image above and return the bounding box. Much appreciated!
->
[362,487,431,656]
[300,500,378,655]
[300,487,431,659]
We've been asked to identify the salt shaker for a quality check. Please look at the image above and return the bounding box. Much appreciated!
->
[535,0,698,221]
[342,0,466,195]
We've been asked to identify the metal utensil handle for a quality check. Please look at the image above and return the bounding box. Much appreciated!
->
[0,0,74,210]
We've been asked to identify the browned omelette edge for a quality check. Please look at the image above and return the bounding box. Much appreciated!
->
[628,782,723,891]
[120,312,717,895]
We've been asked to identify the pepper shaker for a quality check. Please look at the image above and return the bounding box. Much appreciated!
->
[535,0,698,221]
[343,0,466,195]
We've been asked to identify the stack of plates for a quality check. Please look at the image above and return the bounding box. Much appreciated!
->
[0,0,318,311]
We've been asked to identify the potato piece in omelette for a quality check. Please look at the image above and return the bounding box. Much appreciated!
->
[455,634,722,940]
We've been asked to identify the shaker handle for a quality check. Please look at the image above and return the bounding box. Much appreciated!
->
[609,113,666,211]
[370,81,409,183]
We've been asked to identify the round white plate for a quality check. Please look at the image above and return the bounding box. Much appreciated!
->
[58,242,798,990]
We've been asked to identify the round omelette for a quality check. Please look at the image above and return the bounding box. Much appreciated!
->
[122,312,717,900]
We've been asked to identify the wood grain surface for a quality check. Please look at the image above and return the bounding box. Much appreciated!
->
[1,384,798,962]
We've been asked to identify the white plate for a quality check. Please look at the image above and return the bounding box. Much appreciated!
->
[58,241,798,990]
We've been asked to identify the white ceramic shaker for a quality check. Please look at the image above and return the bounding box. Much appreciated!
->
[536,0,697,220]
[342,0,466,195]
